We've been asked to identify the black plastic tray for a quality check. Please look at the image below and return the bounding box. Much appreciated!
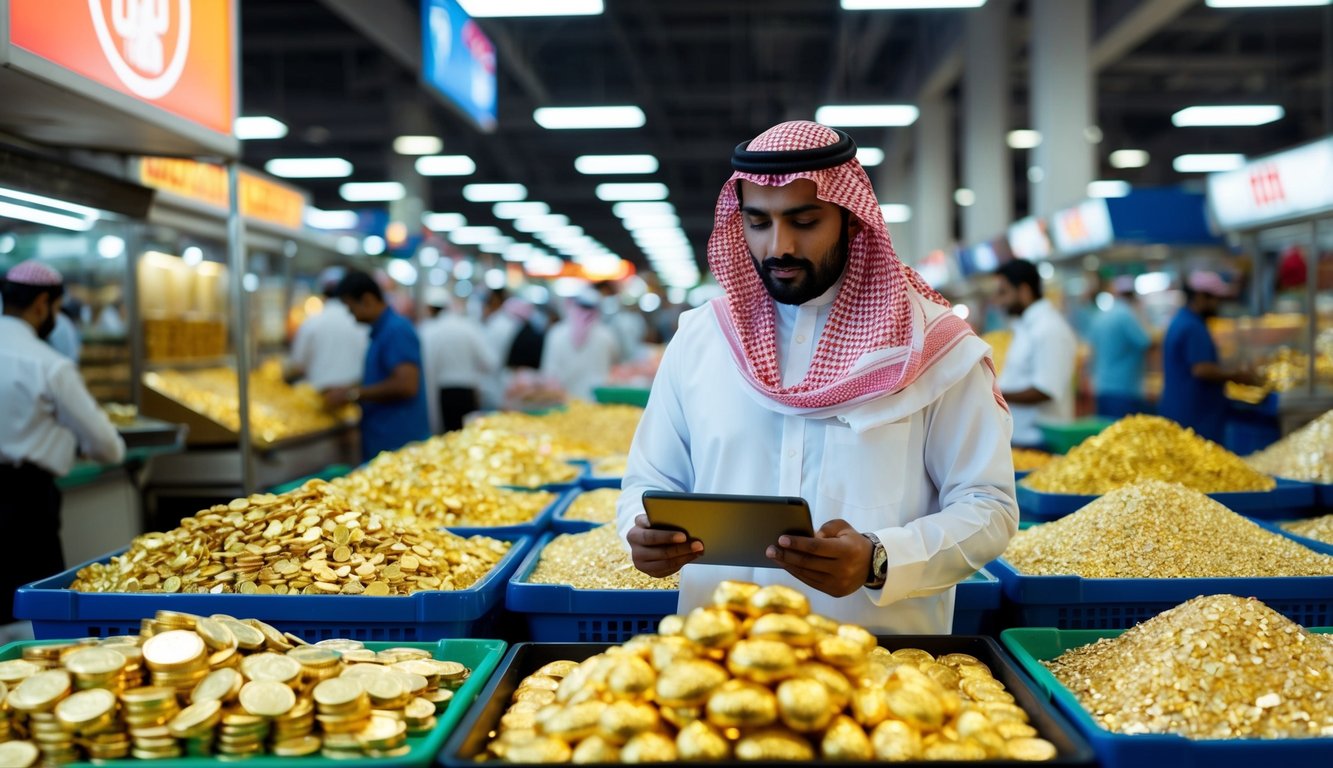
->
[438,637,1097,767]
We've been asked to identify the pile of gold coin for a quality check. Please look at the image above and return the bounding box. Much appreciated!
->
[1282,514,1333,546]
[561,489,621,525]
[1011,448,1053,473]
[528,525,678,591]
[472,402,643,461]
[1246,409,1333,484]
[0,610,472,765]
[487,580,1057,762]
[1022,415,1275,495]
[1047,595,1333,739]
[590,456,629,478]
[69,480,511,595]
[982,330,1011,376]
[415,428,581,489]
[1005,480,1333,578]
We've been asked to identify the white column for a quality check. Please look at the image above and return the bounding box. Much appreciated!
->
[911,95,953,264]
[1030,0,1095,218]
[962,0,1012,243]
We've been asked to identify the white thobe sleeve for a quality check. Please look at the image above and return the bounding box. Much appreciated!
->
[51,359,126,465]
[866,363,1017,605]
[616,342,694,547]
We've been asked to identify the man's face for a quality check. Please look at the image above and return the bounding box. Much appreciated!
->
[1196,293,1222,319]
[994,278,1030,316]
[341,294,377,324]
[36,293,60,339]
[738,179,857,306]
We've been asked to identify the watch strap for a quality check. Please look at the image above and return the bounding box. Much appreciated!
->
[861,532,887,589]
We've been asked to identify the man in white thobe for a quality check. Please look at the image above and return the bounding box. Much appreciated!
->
[617,121,1017,634]
[992,259,1078,448]
[287,268,368,392]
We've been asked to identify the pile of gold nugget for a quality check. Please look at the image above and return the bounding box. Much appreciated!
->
[1282,514,1333,546]
[1011,449,1054,473]
[69,480,510,595]
[590,456,628,479]
[1004,480,1333,578]
[0,610,471,765]
[1246,409,1333,485]
[486,581,1057,762]
[1022,415,1275,495]
[528,526,677,591]
[473,402,643,461]
[1046,595,1333,739]
[560,490,621,525]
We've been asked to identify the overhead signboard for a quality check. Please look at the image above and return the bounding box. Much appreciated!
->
[1051,199,1115,256]
[3,0,236,156]
[1207,137,1333,232]
[138,157,308,232]
[1007,216,1053,261]
[421,0,497,132]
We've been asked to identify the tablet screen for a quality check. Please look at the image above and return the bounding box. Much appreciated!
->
[642,491,814,569]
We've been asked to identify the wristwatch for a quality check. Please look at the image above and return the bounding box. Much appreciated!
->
[861,532,888,589]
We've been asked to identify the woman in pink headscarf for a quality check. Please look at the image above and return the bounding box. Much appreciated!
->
[616,121,1017,633]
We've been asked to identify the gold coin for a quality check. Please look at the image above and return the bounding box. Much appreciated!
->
[249,620,292,651]
[314,678,364,709]
[289,647,341,667]
[535,661,578,679]
[191,668,242,704]
[240,653,302,684]
[358,714,407,748]
[1007,737,1058,761]
[194,618,236,652]
[238,680,296,718]
[0,741,39,768]
[221,621,265,650]
[168,700,222,737]
[119,686,175,705]
[403,698,435,721]
[0,659,42,684]
[434,661,468,681]
[142,630,205,668]
[53,688,116,728]
[364,675,407,703]
[10,670,71,711]
[63,647,126,677]
[272,735,322,757]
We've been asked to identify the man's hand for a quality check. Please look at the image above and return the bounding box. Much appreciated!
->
[323,387,352,408]
[766,519,873,597]
[627,515,704,578]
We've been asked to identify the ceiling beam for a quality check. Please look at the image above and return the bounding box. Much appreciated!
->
[1092,0,1197,71]
[318,0,420,71]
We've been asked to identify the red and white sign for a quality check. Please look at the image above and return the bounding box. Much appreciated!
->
[1207,137,1333,231]
[8,0,235,136]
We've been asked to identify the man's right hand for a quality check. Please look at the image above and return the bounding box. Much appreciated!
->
[626,515,704,578]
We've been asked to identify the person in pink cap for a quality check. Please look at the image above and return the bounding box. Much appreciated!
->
[0,260,125,626]
[1159,271,1260,443]
[615,121,1017,633]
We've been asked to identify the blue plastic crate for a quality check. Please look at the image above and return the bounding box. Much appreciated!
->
[1017,476,1317,523]
[579,474,623,491]
[954,567,1001,634]
[548,488,619,534]
[15,533,534,642]
[1254,519,1333,556]
[1002,626,1333,768]
[444,490,564,538]
[988,556,1333,629]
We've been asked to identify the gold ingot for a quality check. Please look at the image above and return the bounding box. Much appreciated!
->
[620,731,677,763]
[960,677,1005,700]
[804,613,839,636]
[598,700,660,744]
[555,658,600,704]
[857,656,901,688]
[704,680,778,729]
[726,639,797,684]
[537,660,580,679]
[775,677,835,733]
[851,687,891,727]
[821,715,874,761]
[814,635,866,669]
[938,653,982,668]
[502,735,572,764]
[659,706,702,730]
[956,709,991,739]
[872,719,922,760]
[922,662,962,690]
[747,585,810,617]
[996,721,1039,739]
[749,614,816,647]
[682,607,741,650]
[734,727,815,761]
[540,701,607,742]
[515,688,557,707]
[711,580,760,614]
[885,684,946,732]
[835,624,877,654]
[979,701,1029,724]
[648,637,696,672]
[891,664,946,696]
[675,720,730,761]
[924,739,988,760]
[1007,737,1058,761]
[657,615,685,637]
[571,735,621,764]
[605,655,656,699]
[654,659,728,708]
[957,662,995,680]
[791,662,852,711]
[517,675,561,694]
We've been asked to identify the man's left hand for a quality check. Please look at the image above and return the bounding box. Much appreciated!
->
[765,519,873,597]
[323,387,352,408]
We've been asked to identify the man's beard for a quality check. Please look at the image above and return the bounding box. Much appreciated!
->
[751,227,851,306]
[37,310,56,339]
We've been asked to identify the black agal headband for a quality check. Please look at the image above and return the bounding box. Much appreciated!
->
[731,129,858,174]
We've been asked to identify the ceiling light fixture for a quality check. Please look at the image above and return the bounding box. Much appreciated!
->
[1108,149,1150,169]
[1087,180,1132,198]
[534,106,645,130]
[814,104,920,127]
[1171,105,1285,127]
[595,182,669,201]
[234,116,288,140]
[842,0,986,8]
[492,201,550,219]
[265,157,353,179]
[880,204,911,223]
[1205,0,1329,7]
[574,154,660,174]
[1173,153,1246,173]
[423,212,467,232]
[612,201,675,218]
[415,155,476,176]
[857,148,885,166]
[1006,130,1042,149]
[458,0,603,16]
[448,226,505,245]
[339,182,406,202]
[462,183,527,202]
[393,135,443,155]
[305,209,359,230]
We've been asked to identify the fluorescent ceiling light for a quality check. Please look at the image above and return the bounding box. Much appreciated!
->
[574,154,659,174]
[954,188,977,207]
[423,212,467,232]
[515,214,571,233]
[1205,0,1329,7]
[1171,105,1285,127]
[340,182,406,202]
[265,157,353,179]
[493,201,550,219]
[1108,149,1150,169]
[415,155,476,176]
[449,226,504,245]
[363,236,386,256]
[537,226,584,241]
[814,104,919,127]
[394,135,443,155]
[857,148,885,167]
[622,214,681,230]
[1006,130,1042,149]
[534,106,646,130]
[880,204,911,223]
[612,202,675,218]
[842,1,986,8]
[462,183,527,202]
[234,116,287,140]
[0,200,94,231]
[458,0,603,16]
[503,243,536,263]
[595,183,669,201]
[1172,153,1246,173]
[305,209,359,230]
[1087,180,1132,198]
[0,187,101,218]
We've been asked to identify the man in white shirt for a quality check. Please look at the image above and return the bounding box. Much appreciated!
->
[0,261,125,624]
[617,121,1017,633]
[421,297,498,432]
[992,259,1078,448]
[541,289,619,402]
[287,268,369,391]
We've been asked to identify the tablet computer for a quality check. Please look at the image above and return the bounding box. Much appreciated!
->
[641,491,814,569]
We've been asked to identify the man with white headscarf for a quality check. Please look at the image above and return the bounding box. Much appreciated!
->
[617,121,1017,633]
[0,260,125,625]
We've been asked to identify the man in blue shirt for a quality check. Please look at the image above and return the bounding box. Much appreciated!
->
[324,270,430,462]
[1087,276,1152,420]
[1159,272,1258,444]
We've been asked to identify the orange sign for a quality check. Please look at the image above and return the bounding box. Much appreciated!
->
[139,158,308,232]
[9,0,235,135]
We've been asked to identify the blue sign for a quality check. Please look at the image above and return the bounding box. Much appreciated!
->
[422,0,497,132]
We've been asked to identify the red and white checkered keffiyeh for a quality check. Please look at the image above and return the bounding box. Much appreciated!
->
[708,120,1003,413]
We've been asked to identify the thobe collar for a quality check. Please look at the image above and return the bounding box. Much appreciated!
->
[774,272,844,324]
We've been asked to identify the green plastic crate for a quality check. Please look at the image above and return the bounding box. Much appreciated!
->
[0,636,506,768]
[591,386,650,407]
[1038,418,1114,454]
